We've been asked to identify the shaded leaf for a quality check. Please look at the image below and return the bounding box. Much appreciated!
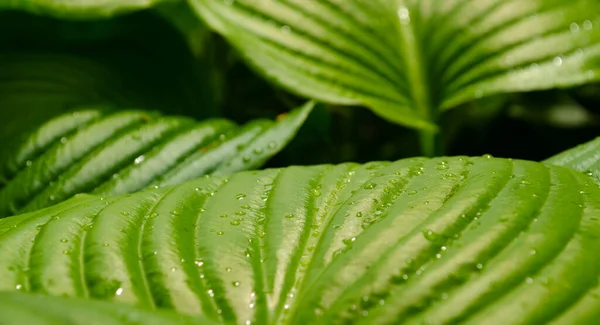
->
[190,0,600,129]
[0,102,313,217]
[0,11,216,143]
[0,156,599,324]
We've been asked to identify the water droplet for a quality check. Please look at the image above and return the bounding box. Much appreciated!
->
[60,238,68,243]
[355,212,363,218]
[120,211,129,216]
[525,277,534,284]
[284,304,290,310]
[235,211,246,216]
[195,260,204,267]
[134,155,145,164]
[230,220,241,226]
[26,160,32,167]
[49,195,55,201]
[570,22,580,33]
[217,231,225,236]
[583,20,593,30]
[268,141,277,149]
[553,56,563,66]
[102,243,110,247]
[476,263,483,270]
[397,6,410,24]
[232,281,240,287]
[530,249,537,255]
[281,25,291,34]
[236,193,246,200]
[408,190,417,195]
[208,289,214,297]
[149,212,158,219]
[242,156,251,163]
[285,213,295,219]
[116,288,124,296]
[363,183,377,189]
[170,210,180,216]
[312,189,322,197]
[482,154,493,159]
[60,137,68,144]
[15,284,22,290]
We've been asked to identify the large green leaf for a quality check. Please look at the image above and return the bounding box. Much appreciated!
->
[544,136,600,182]
[0,292,216,325]
[0,102,313,217]
[190,0,600,131]
[1,156,599,324]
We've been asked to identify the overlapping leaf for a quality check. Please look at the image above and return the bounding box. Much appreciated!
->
[1,156,599,324]
[544,136,600,182]
[191,0,600,130]
[0,102,313,217]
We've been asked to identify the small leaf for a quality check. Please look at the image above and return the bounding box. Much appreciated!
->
[190,0,600,129]
[1,157,599,324]
[544,136,600,182]
[0,292,217,325]
[0,102,313,217]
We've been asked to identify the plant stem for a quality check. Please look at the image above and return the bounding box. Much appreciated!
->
[418,128,443,157]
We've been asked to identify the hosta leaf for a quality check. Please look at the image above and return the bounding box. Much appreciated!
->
[190,0,600,129]
[0,292,216,325]
[544,136,600,182]
[1,156,599,324]
[0,102,313,217]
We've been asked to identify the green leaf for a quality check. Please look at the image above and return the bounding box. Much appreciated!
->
[0,292,217,324]
[0,0,167,19]
[0,102,313,217]
[1,156,600,324]
[190,0,600,130]
[544,137,600,182]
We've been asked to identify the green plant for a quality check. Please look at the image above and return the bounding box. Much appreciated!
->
[1,0,600,324]
[1,156,600,324]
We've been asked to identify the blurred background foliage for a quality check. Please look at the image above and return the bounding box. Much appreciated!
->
[1,8,598,167]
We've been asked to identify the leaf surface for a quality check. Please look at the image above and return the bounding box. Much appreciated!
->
[0,102,313,217]
[190,0,600,129]
[0,156,599,324]
[544,136,600,182]
[0,292,217,325]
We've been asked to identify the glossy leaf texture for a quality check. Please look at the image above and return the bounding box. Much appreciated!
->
[544,136,600,182]
[0,0,167,19]
[190,0,600,129]
[1,156,600,324]
[0,292,217,325]
[0,102,313,218]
